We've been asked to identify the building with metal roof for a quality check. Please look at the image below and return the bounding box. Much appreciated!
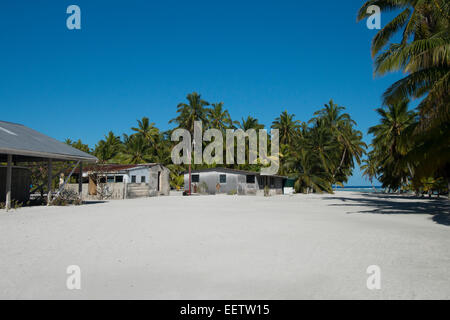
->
[66,163,170,200]
[183,167,287,196]
[0,121,97,210]
[0,121,97,162]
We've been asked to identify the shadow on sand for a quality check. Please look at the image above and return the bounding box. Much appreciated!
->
[323,193,450,226]
[82,200,108,205]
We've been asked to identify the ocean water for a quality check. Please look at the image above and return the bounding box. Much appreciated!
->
[334,186,383,193]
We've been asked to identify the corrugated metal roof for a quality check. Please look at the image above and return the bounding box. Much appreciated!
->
[0,121,98,162]
[72,163,162,174]
[185,167,287,178]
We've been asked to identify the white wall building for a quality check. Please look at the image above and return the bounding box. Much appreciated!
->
[67,163,170,199]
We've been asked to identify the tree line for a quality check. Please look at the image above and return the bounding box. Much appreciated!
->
[66,93,366,193]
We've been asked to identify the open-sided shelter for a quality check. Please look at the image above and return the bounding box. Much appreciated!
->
[0,120,97,210]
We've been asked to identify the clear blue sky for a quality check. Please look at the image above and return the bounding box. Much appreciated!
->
[0,1,402,185]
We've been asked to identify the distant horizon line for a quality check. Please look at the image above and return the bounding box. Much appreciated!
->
[336,185,382,188]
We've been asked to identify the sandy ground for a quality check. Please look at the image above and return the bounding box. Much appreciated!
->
[0,191,449,300]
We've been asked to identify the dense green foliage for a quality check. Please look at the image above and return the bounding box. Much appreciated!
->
[358,0,449,195]
[66,93,366,193]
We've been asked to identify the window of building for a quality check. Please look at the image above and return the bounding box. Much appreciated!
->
[141,176,146,183]
[246,175,256,184]
[115,176,123,183]
[99,177,106,183]
[107,176,115,183]
[131,175,136,183]
[192,174,200,183]
[219,174,226,184]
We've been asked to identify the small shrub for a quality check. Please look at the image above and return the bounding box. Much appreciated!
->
[264,185,270,197]
[13,200,23,209]
[0,200,23,210]
[228,189,237,195]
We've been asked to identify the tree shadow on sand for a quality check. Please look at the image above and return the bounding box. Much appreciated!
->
[322,193,450,226]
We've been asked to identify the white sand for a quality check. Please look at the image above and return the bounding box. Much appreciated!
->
[0,192,449,300]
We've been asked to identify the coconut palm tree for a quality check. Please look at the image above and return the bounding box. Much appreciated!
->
[311,100,366,186]
[170,92,209,134]
[357,0,425,58]
[358,0,449,194]
[369,100,416,159]
[271,111,302,146]
[368,100,417,189]
[131,117,159,149]
[234,116,264,131]
[312,100,352,127]
[361,154,379,191]
[94,131,122,163]
[207,102,233,131]
[65,139,91,153]
[358,0,449,129]
[120,134,152,164]
[286,148,332,194]
[303,120,339,177]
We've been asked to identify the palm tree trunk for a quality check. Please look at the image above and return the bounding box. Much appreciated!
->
[333,148,347,191]
[371,180,377,192]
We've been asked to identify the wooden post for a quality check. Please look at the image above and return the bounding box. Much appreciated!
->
[78,162,83,201]
[47,159,52,205]
[5,154,12,211]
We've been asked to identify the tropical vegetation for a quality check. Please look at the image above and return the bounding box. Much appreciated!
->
[65,93,366,193]
[358,0,449,196]
[64,1,450,196]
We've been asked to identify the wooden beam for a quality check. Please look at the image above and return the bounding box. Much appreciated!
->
[47,159,52,205]
[5,154,12,211]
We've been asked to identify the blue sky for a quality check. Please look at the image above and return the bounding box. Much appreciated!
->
[0,1,403,185]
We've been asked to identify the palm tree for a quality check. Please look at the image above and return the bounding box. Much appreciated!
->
[369,100,416,159]
[271,111,302,145]
[170,92,209,134]
[207,102,233,131]
[120,134,152,164]
[312,99,352,127]
[303,120,339,177]
[286,148,332,194]
[65,139,91,153]
[361,154,379,191]
[358,1,449,129]
[357,1,424,58]
[167,164,185,190]
[234,116,264,131]
[311,100,366,186]
[94,131,122,163]
[359,1,449,193]
[131,117,159,149]
[368,100,417,189]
